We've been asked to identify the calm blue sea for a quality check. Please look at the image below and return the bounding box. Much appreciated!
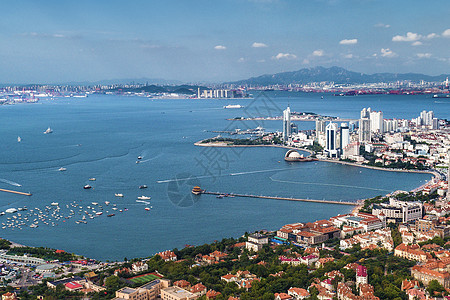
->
[0,92,447,261]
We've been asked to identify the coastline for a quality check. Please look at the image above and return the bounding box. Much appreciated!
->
[194,140,438,210]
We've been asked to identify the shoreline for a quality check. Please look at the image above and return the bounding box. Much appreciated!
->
[194,140,438,209]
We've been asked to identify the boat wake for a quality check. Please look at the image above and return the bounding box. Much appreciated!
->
[269,177,390,192]
[136,200,150,205]
[0,178,22,187]
[157,166,304,183]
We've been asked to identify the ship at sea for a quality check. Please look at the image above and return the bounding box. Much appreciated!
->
[43,127,53,134]
[17,136,21,143]
[433,94,450,98]
[223,104,244,109]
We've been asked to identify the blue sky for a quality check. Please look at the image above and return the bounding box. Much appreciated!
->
[0,0,449,83]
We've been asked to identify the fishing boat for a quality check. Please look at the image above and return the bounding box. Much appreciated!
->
[107,214,115,217]
[139,185,147,189]
[17,136,21,143]
[44,127,53,134]
[145,207,151,211]
[96,212,103,216]
[83,185,92,189]
[137,156,143,160]
[58,167,67,171]
[137,196,151,200]
[115,193,124,197]
[89,178,96,181]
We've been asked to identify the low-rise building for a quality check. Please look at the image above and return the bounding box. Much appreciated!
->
[161,286,197,300]
[132,261,148,273]
[287,287,309,299]
[157,251,177,262]
[372,198,423,223]
[246,233,268,252]
[394,243,431,262]
[330,212,385,232]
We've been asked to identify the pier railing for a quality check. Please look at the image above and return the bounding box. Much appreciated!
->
[202,191,358,206]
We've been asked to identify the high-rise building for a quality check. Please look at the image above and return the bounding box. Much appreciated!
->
[370,110,383,133]
[359,118,371,143]
[282,106,291,143]
[315,118,326,134]
[432,118,439,130]
[326,122,337,151]
[340,123,349,150]
[360,107,371,119]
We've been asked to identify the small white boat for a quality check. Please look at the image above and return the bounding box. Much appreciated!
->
[51,202,59,206]
[44,127,53,134]
[105,201,110,205]
[145,207,151,211]
[17,136,21,143]
[92,202,98,205]
[137,156,143,160]
[83,184,92,189]
[115,193,124,197]
[136,161,140,164]
[89,178,96,181]
[58,167,67,171]
[223,104,243,109]
[96,212,103,216]
[137,196,151,200]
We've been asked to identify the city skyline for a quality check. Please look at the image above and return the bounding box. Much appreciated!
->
[0,0,449,84]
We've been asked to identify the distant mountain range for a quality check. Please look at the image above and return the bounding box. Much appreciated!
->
[230,66,450,86]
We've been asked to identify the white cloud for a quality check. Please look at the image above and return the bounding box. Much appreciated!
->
[343,54,353,59]
[272,53,297,60]
[339,39,358,45]
[443,29,450,37]
[375,23,390,28]
[392,32,422,42]
[312,49,324,57]
[214,45,226,50]
[237,57,245,62]
[252,42,268,48]
[425,33,439,39]
[416,53,432,59]
[380,48,397,58]
[412,41,423,46]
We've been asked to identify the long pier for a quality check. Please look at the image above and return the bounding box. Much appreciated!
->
[0,188,32,196]
[202,191,358,206]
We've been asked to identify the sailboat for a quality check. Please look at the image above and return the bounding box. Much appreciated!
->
[17,136,21,143]
[44,127,53,134]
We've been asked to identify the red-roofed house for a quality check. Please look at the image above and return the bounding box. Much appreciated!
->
[174,280,191,289]
[206,290,221,299]
[157,250,177,262]
[288,287,310,299]
[221,274,237,283]
[356,265,368,287]
[190,283,207,296]
[1,292,17,300]
[65,281,83,291]
[274,293,292,300]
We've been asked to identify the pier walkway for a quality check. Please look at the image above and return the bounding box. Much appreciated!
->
[0,188,32,196]
[202,191,359,206]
